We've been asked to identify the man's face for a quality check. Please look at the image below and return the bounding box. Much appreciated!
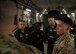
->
[35,24,41,30]
[19,22,26,30]
[56,20,69,35]
[48,17,55,25]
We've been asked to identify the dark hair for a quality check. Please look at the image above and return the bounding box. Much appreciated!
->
[48,10,60,14]
[58,17,73,27]
[19,20,25,22]
[35,22,42,26]
[48,10,61,19]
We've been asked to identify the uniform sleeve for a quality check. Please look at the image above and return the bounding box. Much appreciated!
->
[60,45,75,54]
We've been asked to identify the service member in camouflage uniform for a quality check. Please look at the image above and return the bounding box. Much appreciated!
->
[52,17,76,54]
[0,33,42,54]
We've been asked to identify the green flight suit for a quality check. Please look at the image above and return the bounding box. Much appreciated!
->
[31,30,44,53]
[45,24,58,54]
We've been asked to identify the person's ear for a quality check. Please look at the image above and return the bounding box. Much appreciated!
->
[67,25,70,30]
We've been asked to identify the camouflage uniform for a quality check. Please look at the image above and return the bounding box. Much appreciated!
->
[0,33,42,54]
[52,34,76,54]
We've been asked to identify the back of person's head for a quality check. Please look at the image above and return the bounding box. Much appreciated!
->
[0,0,17,35]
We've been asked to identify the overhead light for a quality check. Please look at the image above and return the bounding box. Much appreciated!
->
[71,13,75,17]
[26,8,31,12]
[71,28,73,30]
[71,13,75,15]
[36,13,39,16]
[36,12,39,14]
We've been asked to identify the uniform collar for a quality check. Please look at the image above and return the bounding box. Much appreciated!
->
[58,33,70,41]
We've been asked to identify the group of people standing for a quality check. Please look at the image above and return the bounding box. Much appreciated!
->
[11,10,76,54]
[11,20,57,54]
[12,21,45,54]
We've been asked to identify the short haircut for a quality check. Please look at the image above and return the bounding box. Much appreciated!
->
[48,10,61,19]
[35,22,42,26]
[57,17,73,27]
[48,10,60,14]
[19,20,25,22]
